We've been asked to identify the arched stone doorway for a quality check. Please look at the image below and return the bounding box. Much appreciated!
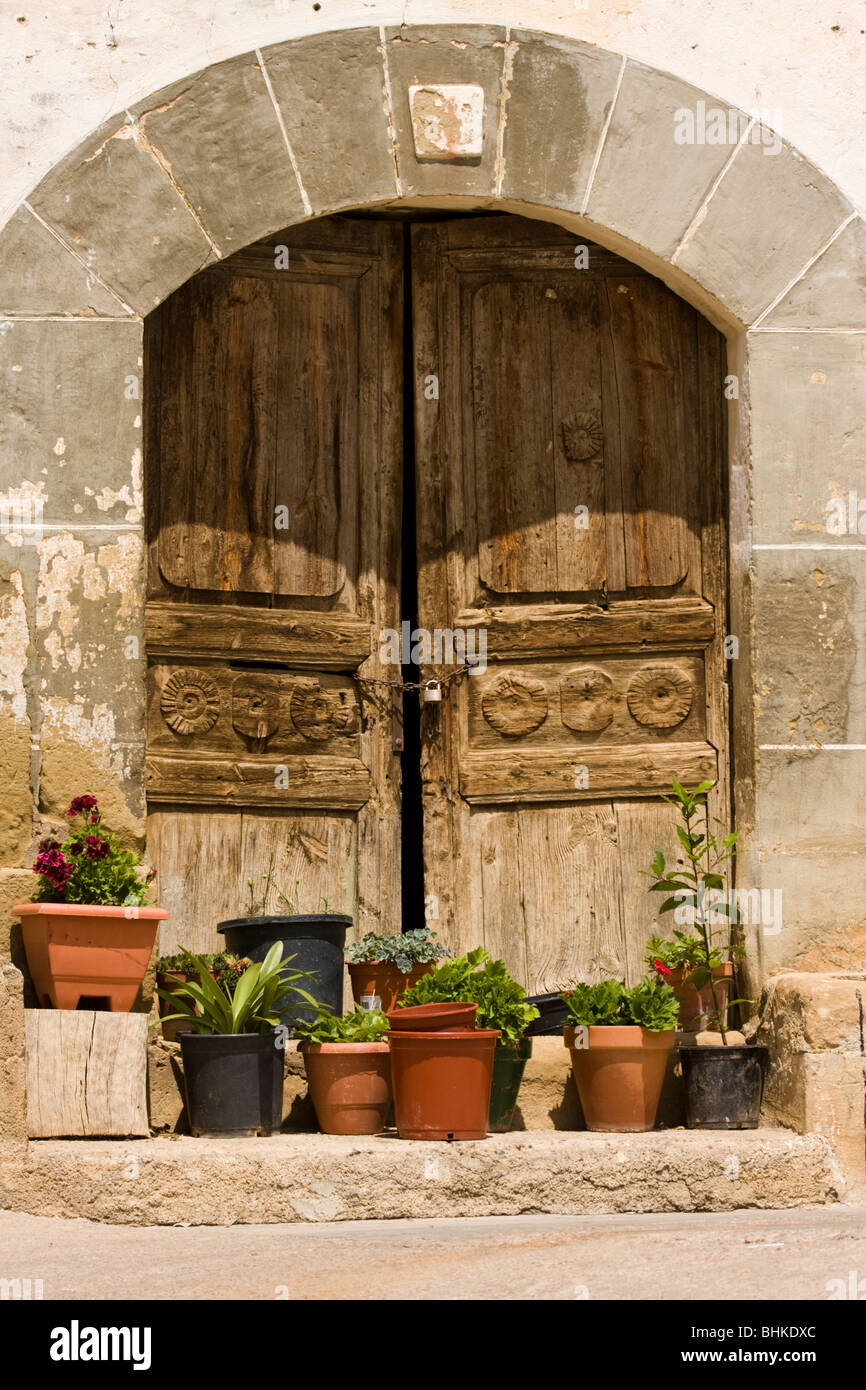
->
[2,25,863,996]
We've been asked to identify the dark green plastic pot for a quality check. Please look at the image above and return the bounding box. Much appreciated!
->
[488,1037,532,1132]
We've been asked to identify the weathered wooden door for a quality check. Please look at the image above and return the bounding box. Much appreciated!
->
[145,219,403,953]
[412,217,728,989]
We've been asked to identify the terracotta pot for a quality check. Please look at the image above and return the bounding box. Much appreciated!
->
[15,902,168,1011]
[564,1023,675,1132]
[348,960,432,1014]
[389,1028,500,1140]
[670,962,734,1031]
[301,1041,392,1135]
[386,1001,477,1032]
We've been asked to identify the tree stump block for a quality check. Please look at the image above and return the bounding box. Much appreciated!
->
[25,1011,149,1137]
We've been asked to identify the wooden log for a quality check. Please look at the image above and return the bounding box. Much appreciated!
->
[25,1011,149,1138]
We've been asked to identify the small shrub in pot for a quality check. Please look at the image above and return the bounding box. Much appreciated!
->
[346,928,450,1013]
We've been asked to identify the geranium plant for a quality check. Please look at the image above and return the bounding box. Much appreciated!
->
[399,947,540,1045]
[30,795,154,906]
[561,977,680,1031]
[346,927,451,973]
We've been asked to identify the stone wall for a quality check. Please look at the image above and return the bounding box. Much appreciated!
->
[0,18,864,990]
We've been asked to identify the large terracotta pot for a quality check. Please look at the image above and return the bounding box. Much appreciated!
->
[670,962,734,1031]
[15,903,167,1011]
[301,1041,392,1135]
[564,1023,675,1132]
[348,961,431,1013]
[386,1002,477,1032]
[389,1028,500,1140]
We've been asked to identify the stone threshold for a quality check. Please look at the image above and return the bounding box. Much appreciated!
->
[0,1129,841,1226]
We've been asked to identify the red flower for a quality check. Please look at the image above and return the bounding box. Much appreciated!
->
[84,834,110,861]
[67,794,99,819]
[653,958,672,978]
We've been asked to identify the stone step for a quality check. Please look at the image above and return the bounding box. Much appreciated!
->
[0,1129,840,1226]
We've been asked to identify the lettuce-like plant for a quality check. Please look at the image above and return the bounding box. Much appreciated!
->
[293,1005,390,1044]
[399,948,539,1046]
[561,976,679,1031]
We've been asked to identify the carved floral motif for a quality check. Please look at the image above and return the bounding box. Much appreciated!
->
[160,669,220,736]
[626,664,694,729]
[561,666,615,732]
[481,673,549,737]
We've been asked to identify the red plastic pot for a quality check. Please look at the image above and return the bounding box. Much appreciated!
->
[301,1041,392,1135]
[15,903,167,1011]
[670,962,734,1031]
[389,1028,500,1140]
[386,1002,477,1032]
[348,961,431,1014]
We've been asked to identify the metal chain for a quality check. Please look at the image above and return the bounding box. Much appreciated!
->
[353,661,477,693]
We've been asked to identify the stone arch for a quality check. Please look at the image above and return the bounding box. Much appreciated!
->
[2,25,864,982]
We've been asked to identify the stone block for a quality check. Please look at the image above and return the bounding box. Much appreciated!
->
[132,53,304,255]
[585,60,737,259]
[762,215,866,331]
[263,29,397,214]
[749,333,866,545]
[0,957,26,1140]
[502,32,621,211]
[0,204,128,317]
[676,141,853,324]
[28,118,214,314]
[0,870,35,983]
[0,320,144,529]
[383,25,506,199]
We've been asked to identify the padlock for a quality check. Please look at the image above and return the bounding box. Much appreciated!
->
[422,682,442,703]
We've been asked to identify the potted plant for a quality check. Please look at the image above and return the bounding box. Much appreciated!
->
[14,794,167,1011]
[387,948,529,1140]
[156,941,319,1136]
[294,1005,392,1135]
[644,778,767,1129]
[345,928,450,1013]
[561,977,679,1131]
[645,931,737,1031]
[218,856,351,1028]
[155,951,251,1040]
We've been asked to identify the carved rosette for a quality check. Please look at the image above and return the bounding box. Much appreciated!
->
[561,411,604,462]
[627,664,694,729]
[481,673,548,737]
[290,683,356,742]
[232,675,282,749]
[561,666,615,732]
[160,669,220,736]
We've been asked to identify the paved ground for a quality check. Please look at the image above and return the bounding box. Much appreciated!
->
[1,1205,865,1300]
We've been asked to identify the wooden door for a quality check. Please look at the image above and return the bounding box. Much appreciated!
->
[412,216,729,989]
[144,218,403,954]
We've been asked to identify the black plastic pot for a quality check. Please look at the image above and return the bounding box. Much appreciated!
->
[525,992,570,1036]
[179,1031,284,1136]
[488,1037,532,1132]
[680,1044,768,1130]
[217,913,351,1031]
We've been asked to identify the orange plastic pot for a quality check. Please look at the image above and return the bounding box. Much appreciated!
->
[564,1023,675,1132]
[670,962,733,1031]
[301,1041,392,1135]
[389,1028,500,1140]
[348,961,431,1014]
[386,1002,477,1032]
[15,903,167,1011]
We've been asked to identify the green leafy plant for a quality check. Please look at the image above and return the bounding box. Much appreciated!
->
[155,941,320,1035]
[399,947,539,1046]
[30,795,154,906]
[561,977,679,1032]
[642,778,748,1043]
[293,1005,390,1044]
[346,928,451,973]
